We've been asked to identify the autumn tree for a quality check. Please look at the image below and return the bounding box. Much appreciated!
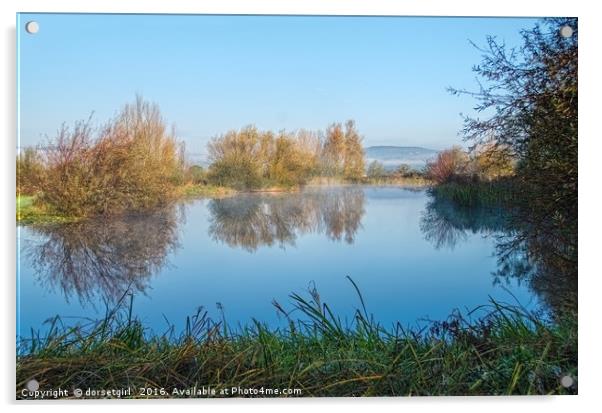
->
[321,122,346,176]
[343,120,365,181]
[207,120,366,188]
[207,126,267,189]
[468,143,515,180]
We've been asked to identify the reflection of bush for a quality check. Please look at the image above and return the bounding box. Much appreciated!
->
[208,188,365,252]
[420,192,510,250]
[26,206,183,305]
[420,191,576,318]
[495,226,578,318]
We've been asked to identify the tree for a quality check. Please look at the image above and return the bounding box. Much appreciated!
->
[207,126,267,189]
[450,18,577,276]
[321,122,346,176]
[269,133,312,186]
[343,120,365,181]
[468,143,515,180]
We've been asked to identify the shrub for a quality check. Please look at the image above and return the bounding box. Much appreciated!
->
[425,146,469,184]
[366,160,387,180]
[207,125,342,189]
[206,126,268,189]
[35,97,185,217]
[186,165,208,185]
[268,133,314,187]
[16,146,44,194]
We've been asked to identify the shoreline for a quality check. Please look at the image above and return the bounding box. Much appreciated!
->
[17,180,433,226]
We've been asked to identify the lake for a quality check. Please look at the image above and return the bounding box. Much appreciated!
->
[17,186,543,337]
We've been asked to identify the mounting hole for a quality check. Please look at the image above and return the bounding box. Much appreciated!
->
[560,375,574,388]
[560,25,573,38]
[26,379,39,391]
[25,21,39,34]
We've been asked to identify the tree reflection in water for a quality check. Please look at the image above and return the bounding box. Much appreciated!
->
[26,206,183,305]
[420,195,510,251]
[207,187,365,252]
[420,191,577,318]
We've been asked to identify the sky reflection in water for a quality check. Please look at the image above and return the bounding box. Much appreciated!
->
[17,186,542,337]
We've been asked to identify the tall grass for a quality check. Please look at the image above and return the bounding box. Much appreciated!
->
[431,179,517,208]
[17,279,576,398]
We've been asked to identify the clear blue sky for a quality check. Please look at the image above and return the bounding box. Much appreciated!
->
[17,14,539,155]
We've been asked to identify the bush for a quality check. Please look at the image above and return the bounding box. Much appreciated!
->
[186,165,207,185]
[366,160,386,180]
[206,126,268,189]
[425,146,469,184]
[393,163,424,179]
[206,126,322,189]
[16,147,44,195]
[208,157,264,190]
[268,133,314,187]
[34,97,186,217]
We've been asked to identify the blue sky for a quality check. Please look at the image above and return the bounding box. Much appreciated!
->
[17,14,539,155]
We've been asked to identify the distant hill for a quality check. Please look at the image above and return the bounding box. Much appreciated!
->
[364,146,439,171]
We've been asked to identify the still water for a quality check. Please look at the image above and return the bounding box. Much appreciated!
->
[17,186,541,337]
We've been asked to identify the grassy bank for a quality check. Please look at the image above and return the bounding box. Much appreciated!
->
[18,180,430,226]
[16,195,80,225]
[17,184,235,225]
[175,183,237,199]
[17,283,577,398]
[430,179,517,208]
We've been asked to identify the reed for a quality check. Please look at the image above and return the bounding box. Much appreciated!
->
[431,179,517,208]
[17,279,576,398]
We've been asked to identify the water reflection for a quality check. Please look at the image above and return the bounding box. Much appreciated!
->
[22,186,575,323]
[420,195,510,250]
[495,226,578,317]
[25,207,183,305]
[420,190,577,317]
[207,187,365,252]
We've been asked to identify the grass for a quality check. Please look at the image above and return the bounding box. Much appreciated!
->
[176,183,237,199]
[17,279,577,398]
[18,178,429,226]
[17,184,236,225]
[16,195,79,225]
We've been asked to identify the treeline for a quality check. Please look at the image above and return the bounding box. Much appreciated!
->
[17,97,368,218]
[204,120,365,189]
[17,97,188,217]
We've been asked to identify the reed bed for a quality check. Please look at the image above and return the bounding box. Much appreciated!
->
[431,180,517,208]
